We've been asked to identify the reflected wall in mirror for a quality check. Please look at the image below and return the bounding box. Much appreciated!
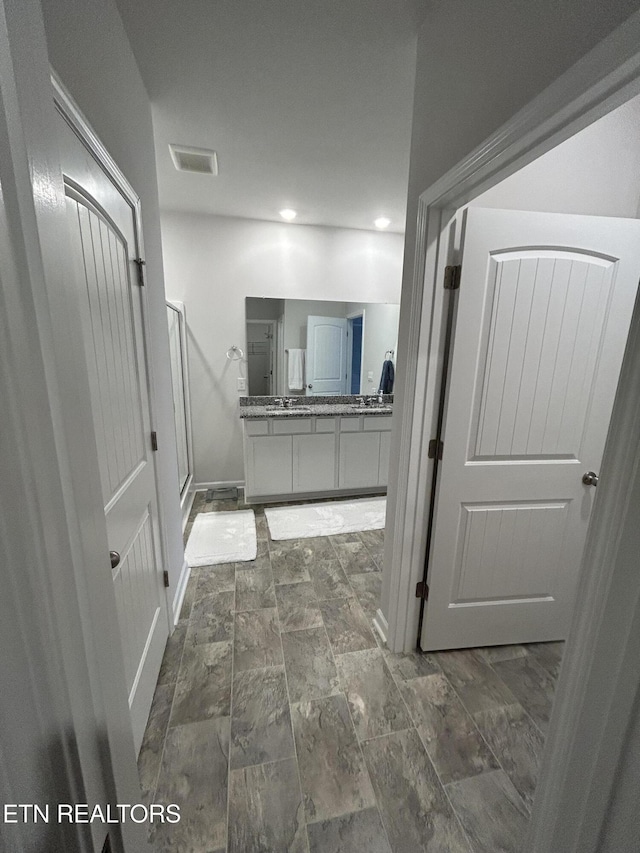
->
[245,297,399,397]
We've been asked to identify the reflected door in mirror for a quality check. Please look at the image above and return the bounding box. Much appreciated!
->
[306,316,348,395]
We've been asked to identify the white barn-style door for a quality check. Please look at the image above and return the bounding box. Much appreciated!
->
[421,207,640,651]
[57,114,169,750]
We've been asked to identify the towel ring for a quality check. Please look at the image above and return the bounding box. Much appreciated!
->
[226,345,244,361]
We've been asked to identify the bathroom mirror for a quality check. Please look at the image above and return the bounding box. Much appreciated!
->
[245,297,399,397]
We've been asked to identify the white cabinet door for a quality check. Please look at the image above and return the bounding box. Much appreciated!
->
[378,431,391,487]
[422,207,640,651]
[293,433,336,492]
[247,435,292,496]
[339,432,380,488]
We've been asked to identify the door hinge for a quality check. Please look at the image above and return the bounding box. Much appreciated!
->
[151,430,158,451]
[428,438,443,460]
[134,257,146,286]
[416,581,429,600]
[163,570,170,588]
[443,264,461,290]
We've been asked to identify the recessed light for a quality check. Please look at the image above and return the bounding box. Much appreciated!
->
[374,216,391,230]
[279,208,297,222]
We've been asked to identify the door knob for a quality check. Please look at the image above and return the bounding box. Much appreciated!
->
[110,550,121,568]
[308,384,313,389]
[582,471,599,487]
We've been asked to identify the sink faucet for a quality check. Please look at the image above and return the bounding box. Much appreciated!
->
[356,396,366,407]
[284,398,297,408]
[273,397,285,409]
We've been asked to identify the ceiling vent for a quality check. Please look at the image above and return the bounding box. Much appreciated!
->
[169,144,218,175]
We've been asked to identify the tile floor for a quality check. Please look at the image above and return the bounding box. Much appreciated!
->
[139,491,563,853]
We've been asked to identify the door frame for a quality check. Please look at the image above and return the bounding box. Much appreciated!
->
[383,5,640,652]
[246,318,277,394]
[0,1,151,850]
[53,71,172,636]
[167,299,194,505]
[383,9,640,853]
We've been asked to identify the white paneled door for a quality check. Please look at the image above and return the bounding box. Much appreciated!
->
[422,207,640,651]
[306,315,347,395]
[58,115,169,751]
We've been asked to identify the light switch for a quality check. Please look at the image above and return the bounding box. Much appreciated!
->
[237,377,246,391]
[367,371,373,381]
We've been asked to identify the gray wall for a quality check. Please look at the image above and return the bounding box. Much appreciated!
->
[161,211,404,485]
[40,0,185,604]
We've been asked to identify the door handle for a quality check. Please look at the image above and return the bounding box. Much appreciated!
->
[110,550,121,569]
[308,384,313,389]
[582,471,599,487]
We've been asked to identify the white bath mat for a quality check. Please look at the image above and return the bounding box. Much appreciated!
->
[185,510,257,566]
[265,497,386,541]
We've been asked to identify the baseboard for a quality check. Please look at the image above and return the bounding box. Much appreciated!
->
[172,558,191,626]
[373,608,388,645]
[193,480,245,491]
[181,487,195,532]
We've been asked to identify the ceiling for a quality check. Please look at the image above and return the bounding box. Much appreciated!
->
[115,0,427,233]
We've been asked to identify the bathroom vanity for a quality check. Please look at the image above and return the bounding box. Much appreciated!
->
[240,396,393,503]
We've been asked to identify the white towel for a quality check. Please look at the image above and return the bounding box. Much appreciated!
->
[288,349,305,390]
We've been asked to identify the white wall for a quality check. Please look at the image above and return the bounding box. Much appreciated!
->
[161,212,404,485]
[40,0,185,601]
[472,95,640,217]
[347,302,400,395]
[383,0,640,623]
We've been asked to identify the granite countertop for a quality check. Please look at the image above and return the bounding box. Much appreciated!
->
[238,394,394,419]
[240,403,393,419]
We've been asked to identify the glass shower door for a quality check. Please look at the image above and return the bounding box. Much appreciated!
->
[166,302,191,495]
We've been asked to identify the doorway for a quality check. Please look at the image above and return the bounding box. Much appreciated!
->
[347,312,364,394]
[247,319,276,395]
[418,206,640,651]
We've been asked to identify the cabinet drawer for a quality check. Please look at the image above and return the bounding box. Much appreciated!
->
[364,415,393,431]
[244,419,269,436]
[315,418,337,433]
[272,418,312,434]
[340,416,362,432]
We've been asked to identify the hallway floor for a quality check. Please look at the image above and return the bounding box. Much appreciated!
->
[139,491,563,853]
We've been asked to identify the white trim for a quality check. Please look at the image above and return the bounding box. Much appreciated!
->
[171,559,191,626]
[194,479,245,491]
[167,299,195,498]
[386,9,640,655]
[181,481,195,531]
[52,72,139,208]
